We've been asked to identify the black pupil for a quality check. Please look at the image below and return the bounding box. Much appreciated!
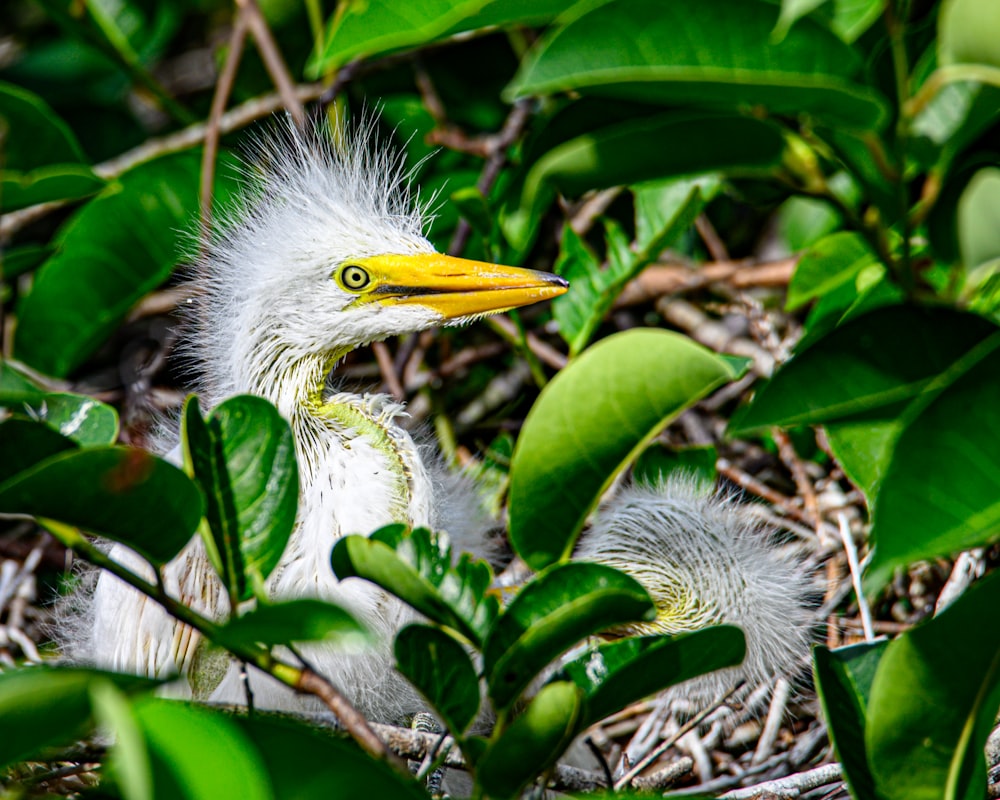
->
[344,267,367,288]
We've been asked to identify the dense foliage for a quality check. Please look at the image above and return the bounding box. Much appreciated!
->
[2,0,1000,798]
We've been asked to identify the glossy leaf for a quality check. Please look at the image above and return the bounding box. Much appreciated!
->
[0,445,203,565]
[483,563,655,711]
[477,681,583,799]
[234,713,430,799]
[866,570,1000,800]
[311,0,572,74]
[730,306,998,433]
[331,525,499,646]
[14,151,235,377]
[813,640,887,800]
[395,624,480,735]
[9,391,119,446]
[218,599,369,650]
[502,111,784,255]
[868,336,1000,591]
[554,177,713,355]
[0,418,78,485]
[773,0,886,43]
[786,232,879,311]
[509,329,739,570]
[507,0,888,130]
[0,81,103,212]
[126,698,271,800]
[0,360,45,402]
[91,682,152,800]
[0,666,158,769]
[559,626,745,728]
[182,395,298,602]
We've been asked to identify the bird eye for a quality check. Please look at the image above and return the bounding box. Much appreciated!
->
[340,264,371,291]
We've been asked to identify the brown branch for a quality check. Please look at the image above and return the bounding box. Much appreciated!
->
[372,341,405,401]
[200,14,250,236]
[236,0,305,126]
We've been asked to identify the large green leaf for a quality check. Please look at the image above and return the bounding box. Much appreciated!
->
[730,306,998,432]
[482,563,655,711]
[310,0,573,75]
[509,329,739,570]
[502,111,784,255]
[956,167,1000,270]
[331,525,499,646]
[394,624,480,735]
[0,444,203,565]
[507,0,888,130]
[121,698,272,800]
[866,570,1000,800]
[557,626,746,729]
[813,640,888,800]
[182,395,298,602]
[0,81,103,212]
[0,418,78,485]
[14,150,234,377]
[477,681,583,800]
[867,337,1000,590]
[554,177,715,355]
[217,599,369,650]
[0,667,158,769]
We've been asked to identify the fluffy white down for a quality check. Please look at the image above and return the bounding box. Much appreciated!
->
[574,476,814,704]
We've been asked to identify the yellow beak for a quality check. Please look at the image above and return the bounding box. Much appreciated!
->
[358,253,568,319]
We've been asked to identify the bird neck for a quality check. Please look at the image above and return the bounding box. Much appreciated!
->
[242,345,418,524]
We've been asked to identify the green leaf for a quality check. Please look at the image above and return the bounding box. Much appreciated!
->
[868,336,1000,590]
[957,167,1000,270]
[0,418,78,485]
[218,598,369,649]
[182,395,298,602]
[939,0,1000,69]
[483,563,655,711]
[310,0,573,75]
[394,624,480,735]
[553,177,713,355]
[14,150,234,377]
[91,682,153,800]
[502,111,784,255]
[813,641,887,800]
[8,391,119,446]
[126,698,272,800]
[507,0,888,130]
[0,360,45,401]
[0,81,103,212]
[773,0,886,43]
[866,570,1000,800]
[477,681,583,800]
[234,713,429,799]
[730,306,998,433]
[633,443,718,488]
[558,626,746,728]
[0,444,203,565]
[509,329,739,570]
[331,525,499,646]
[0,666,158,769]
[786,232,878,311]
[824,414,903,501]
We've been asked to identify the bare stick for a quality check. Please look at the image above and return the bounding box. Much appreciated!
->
[236,0,305,126]
[719,762,843,799]
[838,511,875,642]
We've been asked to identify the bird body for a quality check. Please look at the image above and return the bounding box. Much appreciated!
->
[74,118,812,725]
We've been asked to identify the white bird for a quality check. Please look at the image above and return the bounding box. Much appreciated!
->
[68,119,810,723]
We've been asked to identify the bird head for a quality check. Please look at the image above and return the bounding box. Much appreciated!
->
[190,119,567,409]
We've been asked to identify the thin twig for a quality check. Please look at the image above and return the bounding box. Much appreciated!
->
[236,0,305,126]
[200,13,250,236]
[372,341,405,401]
[719,762,843,799]
[838,512,874,641]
